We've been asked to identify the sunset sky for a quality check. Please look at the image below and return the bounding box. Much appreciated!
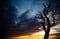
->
[7,23,60,39]
[0,0,60,39]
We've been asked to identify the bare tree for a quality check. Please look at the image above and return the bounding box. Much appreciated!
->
[42,3,55,39]
[40,3,55,39]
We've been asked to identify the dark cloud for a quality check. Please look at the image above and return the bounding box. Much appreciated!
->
[0,0,60,38]
[0,0,42,37]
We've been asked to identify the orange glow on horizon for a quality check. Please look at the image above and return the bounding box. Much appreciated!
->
[7,35,57,39]
[8,35,44,39]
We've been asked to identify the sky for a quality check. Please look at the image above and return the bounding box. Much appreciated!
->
[0,0,60,39]
[9,0,49,17]
[6,23,60,39]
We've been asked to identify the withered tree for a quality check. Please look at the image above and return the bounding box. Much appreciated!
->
[40,3,55,39]
[42,3,55,39]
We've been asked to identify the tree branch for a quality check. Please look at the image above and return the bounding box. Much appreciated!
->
[41,16,46,32]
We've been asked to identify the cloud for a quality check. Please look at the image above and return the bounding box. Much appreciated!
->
[0,0,59,37]
[0,6,42,37]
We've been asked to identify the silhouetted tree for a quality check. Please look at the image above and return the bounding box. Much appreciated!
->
[42,3,55,39]
[37,3,55,39]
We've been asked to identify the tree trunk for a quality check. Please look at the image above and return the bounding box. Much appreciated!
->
[44,29,50,39]
[44,32,49,39]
